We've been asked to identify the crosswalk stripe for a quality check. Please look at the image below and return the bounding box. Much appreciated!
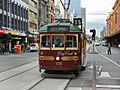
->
[96,85,120,88]
[99,72,110,78]
[67,87,82,90]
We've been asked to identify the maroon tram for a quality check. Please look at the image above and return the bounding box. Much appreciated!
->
[38,20,86,76]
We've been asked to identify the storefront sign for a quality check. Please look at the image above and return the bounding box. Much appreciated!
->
[5,30,17,35]
[5,30,12,34]
[12,31,17,35]
[0,29,5,33]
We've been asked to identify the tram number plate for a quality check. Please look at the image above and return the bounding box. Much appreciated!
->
[56,62,62,66]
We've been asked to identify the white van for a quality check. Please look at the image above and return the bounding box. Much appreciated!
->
[30,43,38,52]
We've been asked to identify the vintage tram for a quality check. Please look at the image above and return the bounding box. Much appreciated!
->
[38,20,86,76]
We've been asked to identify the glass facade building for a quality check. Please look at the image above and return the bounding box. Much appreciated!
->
[68,0,81,18]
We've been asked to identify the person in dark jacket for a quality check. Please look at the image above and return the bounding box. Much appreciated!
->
[108,43,111,55]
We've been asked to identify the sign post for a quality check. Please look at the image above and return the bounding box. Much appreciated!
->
[8,33,12,54]
[73,18,82,31]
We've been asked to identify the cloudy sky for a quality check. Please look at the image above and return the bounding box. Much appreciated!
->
[81,0,116,36]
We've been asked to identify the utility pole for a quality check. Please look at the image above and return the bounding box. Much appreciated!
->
[59,0,71,18]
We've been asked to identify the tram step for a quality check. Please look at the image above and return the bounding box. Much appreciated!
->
[41,72,77,79]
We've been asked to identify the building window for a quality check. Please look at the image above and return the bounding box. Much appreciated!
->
[21,7,23,17]
[26,9,28,19]
[0,14,2,27]
[18,5,20,16]
[18,20,20,30]
[29,0,37,8]
[12,18,14,29]
[15,19,17,30]
[15,4,17,15]
[115,13,117,24]
[12,2,14,14]
[29,10,37,18]
[29,22,37,29]
[41,4,45,20]
[4,0,7,11]
[26,22,28,31]
[0,0,2,9]
[24,8,26,18]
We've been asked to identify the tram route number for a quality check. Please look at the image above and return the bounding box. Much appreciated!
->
[56,62,62,65]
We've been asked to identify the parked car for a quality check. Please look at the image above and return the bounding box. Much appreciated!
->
[101,41,108,46]
[118,44,120,48]
[95,42,100,46]
[30,43,38,52]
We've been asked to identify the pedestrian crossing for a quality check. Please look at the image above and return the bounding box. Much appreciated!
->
[67,86,120,90]
[98,72,110,78]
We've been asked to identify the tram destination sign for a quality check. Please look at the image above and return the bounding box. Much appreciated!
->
[48,26,69,32]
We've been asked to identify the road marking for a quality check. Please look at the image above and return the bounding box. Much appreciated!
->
[58,80,70,90]
[99,72,110,78]
[67,87,82,90]
[99,53,120,67]
[96,85,120,88]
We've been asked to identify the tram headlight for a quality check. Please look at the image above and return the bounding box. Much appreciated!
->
[56,57,60,61]
[40,52,43,55]
[74,52,77,55]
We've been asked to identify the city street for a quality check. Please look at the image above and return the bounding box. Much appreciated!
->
[0,45,120,90]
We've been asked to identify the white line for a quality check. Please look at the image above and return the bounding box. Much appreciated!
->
[99,53,120,67]
[57,79,70,90]
[96,85,120,88]
[66,87,82,90]
[99,72,110,78]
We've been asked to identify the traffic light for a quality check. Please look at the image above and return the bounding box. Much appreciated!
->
[90,29,96,40]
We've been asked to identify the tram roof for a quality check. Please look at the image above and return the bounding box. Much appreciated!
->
[39,23,81,32]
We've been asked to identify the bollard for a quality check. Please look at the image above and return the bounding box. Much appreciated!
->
[98,66,102,76]
[92,63,96,90]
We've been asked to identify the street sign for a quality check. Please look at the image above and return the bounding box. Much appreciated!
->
[73,18,82,26]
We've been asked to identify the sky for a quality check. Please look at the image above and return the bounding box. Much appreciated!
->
[81,0,116,36]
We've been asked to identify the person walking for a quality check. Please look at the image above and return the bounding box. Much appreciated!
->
[1,43,5,55]
[108,43,111,55]
[0,43,2,55]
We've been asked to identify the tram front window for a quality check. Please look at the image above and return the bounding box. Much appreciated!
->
[41,35,50,48]
[66,35,77,48]
[52,35,64,48]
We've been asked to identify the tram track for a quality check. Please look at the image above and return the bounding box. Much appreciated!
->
[0,61,38,82]
[0,62,31,73]
[29,77,71,90]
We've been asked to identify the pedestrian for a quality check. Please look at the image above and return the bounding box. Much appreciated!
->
[1,43,5,55]
[107,43,111,55]
[0,43,2,55]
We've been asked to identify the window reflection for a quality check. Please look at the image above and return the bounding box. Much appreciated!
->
[66,35,77,48]
[52,35,64,48]
[41,35,50,48]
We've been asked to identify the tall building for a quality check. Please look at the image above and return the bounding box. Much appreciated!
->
[0,0,28,46]
[54,0,65,19]
[69,0,81,18]
[22,0,38,43]
[38,0,49,27]
[100,26,107,40]
[106,0,120,46]
[81,7,86,32]
[48,0,55,23]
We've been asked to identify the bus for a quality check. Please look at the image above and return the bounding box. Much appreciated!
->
[38,20,87,76]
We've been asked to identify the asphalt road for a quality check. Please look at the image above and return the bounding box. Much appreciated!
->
[0,45,120,90]
[0,52,38,73]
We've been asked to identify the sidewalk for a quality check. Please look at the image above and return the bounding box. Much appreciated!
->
[86,46,120,90]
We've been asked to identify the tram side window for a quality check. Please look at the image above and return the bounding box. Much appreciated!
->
[41,35,50,48]
[66,35,77,48]
[52,35,64,48]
